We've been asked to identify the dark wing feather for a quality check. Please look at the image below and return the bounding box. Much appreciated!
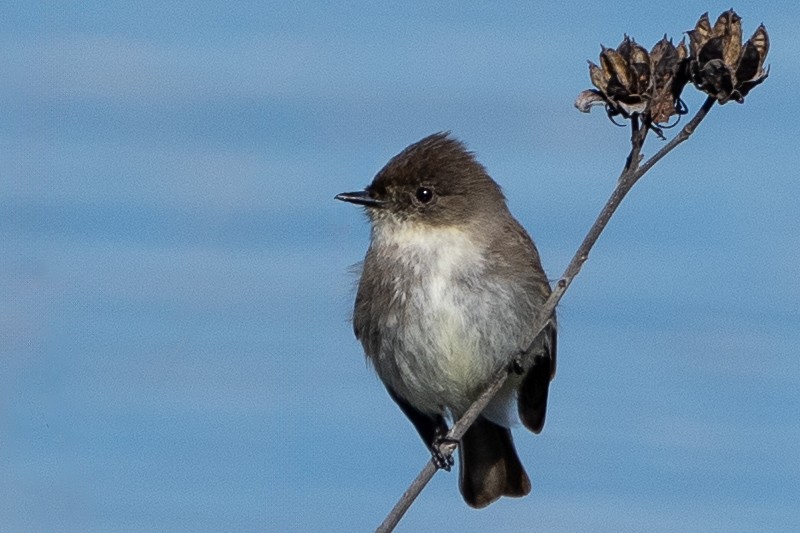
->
[517,322,557,434]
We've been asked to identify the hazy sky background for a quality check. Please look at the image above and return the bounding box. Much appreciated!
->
[3,2,798,531]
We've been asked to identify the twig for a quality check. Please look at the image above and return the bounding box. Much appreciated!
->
[624,115,647,173]
[375,95,717,533]
[375,364,510,533]
[534,96,715,329]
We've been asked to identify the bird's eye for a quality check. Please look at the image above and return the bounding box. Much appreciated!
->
[415,187,434,204]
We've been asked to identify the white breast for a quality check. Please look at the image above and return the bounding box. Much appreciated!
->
[369,222,521,422]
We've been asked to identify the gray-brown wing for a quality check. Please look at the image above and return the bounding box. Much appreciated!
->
[517,322,557,434]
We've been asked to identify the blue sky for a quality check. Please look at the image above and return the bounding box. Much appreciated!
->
[2,2,798,531]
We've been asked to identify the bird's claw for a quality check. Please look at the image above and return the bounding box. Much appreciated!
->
[509,357,525,375]
[432,436,457,471]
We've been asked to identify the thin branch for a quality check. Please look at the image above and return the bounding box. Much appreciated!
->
[633,96,716,180]
[525,96,716,351]
[375,95,717,533]
[624,115,646,173]
[375,365,510,533]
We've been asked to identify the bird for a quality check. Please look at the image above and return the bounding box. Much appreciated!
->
[335,132,556,508]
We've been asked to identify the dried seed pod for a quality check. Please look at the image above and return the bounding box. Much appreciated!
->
[576,34,689,126]
[736,24,770,99]
[648,36,689,123]
[688,12,713,58]
[688,9,769,103]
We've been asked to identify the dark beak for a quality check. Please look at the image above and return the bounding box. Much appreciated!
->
[334,190,386,208]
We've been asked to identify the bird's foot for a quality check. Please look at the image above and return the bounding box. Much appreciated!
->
[509,357,525,375]
[431,436,457,471]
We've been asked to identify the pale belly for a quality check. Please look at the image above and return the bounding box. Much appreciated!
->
[362,222,533,424]
[371,272,525,422]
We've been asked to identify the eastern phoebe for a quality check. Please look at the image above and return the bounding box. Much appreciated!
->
[336,133,556,508]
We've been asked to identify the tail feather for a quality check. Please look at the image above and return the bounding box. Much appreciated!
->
[458,416,531,508]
